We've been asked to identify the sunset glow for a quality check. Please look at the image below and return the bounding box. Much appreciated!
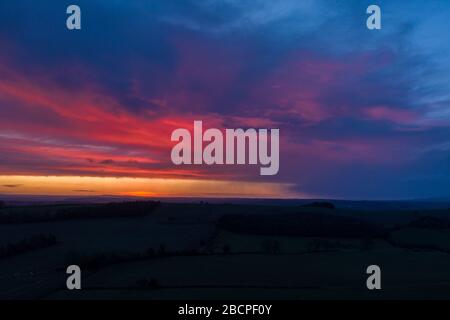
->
[0,176,300,198]
[0,1,449,199]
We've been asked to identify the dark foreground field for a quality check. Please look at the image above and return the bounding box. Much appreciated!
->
[2,199,450,300]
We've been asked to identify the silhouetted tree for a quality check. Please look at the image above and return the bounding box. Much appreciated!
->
[307,239,337,253]
[272,240,281,254]
[158,243,166,256]
[302,202,335,209]
[0,233,57,259]
[136,278,160,289]
[0,201,161,224]
[218,212,383,238]
[261,240,282,254]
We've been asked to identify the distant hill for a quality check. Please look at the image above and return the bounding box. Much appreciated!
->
[3,194,450,211]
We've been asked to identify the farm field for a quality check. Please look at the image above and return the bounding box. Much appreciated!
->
[49,250,450,300]
[1,200,450,299]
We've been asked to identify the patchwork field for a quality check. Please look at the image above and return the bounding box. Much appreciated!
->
[1,200,450,299]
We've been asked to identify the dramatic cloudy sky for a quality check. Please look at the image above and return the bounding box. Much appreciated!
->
[0,0,449,199]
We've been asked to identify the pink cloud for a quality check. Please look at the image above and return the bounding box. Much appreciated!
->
[364,106,419,125]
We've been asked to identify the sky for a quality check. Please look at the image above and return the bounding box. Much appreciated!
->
[0,0,450,199]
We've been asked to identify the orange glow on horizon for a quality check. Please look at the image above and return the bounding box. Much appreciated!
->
[0,175,303,199]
